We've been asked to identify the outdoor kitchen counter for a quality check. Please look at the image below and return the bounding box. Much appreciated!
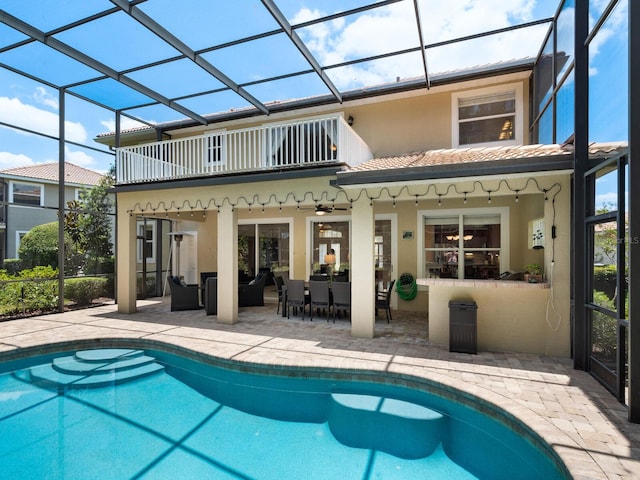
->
[417,278,550,288]
[417,278,566,356]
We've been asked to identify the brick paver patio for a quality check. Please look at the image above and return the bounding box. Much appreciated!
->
[0,294,638,479]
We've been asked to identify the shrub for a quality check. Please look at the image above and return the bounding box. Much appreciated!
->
[1,258,22,275]
[18,222,83,275]
[65,277,108,306]
[20,266,59,312]
[0,270,20,315]
[84,257,115,298]
[592,290,617,366]
[0,266,58,316]
[18,223,60,269]
[593,265,621,301]
[84,256,114,275]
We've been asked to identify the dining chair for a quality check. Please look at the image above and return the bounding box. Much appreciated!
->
[274,276,285,314]
[309,274,327,281]
[331,281,351,323]
[286,279,310,320]
[309,280,331,321]
[375,279,395,323]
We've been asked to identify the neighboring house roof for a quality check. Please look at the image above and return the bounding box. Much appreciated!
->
[337,142,627,185]
[0,162,104,187]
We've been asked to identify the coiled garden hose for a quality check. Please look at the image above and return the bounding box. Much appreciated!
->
[396,273,418,301]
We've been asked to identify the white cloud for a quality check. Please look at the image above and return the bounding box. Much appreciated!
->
[0,151,35,170]
[0,148,97,170]
[294,1,550,90]
[0,96,87,143]
[99,117,149,134]
[587,1,627,77]
[64,146,95,168]
[32,86,58,110]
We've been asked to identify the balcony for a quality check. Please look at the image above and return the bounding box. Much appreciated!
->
[116,115,372,185]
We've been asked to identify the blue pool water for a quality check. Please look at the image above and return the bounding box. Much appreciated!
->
[0,348,569,479]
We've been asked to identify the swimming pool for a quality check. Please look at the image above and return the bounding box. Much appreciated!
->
[0,346,570,479]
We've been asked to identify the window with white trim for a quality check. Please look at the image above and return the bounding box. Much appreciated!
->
[9,181,43,206]
[452,84,523,147]
[16,230,29,257]
[422,208,509,280]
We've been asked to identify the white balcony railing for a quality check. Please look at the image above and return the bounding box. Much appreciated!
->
[116,115,372,184]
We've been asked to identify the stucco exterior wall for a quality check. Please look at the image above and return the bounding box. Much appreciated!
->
[165,73,531,158]
[114,71,570,354]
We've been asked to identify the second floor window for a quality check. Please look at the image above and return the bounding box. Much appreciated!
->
[10,182,43,206]
[452,84,522,147]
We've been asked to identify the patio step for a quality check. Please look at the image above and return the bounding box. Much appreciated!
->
[328,393,446,459]
[21,348,164,390]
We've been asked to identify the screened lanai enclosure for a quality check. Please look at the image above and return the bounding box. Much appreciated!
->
[0,0,638,420]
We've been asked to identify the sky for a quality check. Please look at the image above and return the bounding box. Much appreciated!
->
[0,0,629,208]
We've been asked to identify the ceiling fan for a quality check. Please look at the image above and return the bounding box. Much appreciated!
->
[300,203,349,215]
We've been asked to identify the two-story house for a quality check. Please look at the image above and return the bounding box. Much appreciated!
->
[0,162,106,263]
[99,58,622,360]
[0,0,634,414]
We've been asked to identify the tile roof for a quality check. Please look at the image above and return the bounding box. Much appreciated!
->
[0,162,104,186]
[347,142,627,172]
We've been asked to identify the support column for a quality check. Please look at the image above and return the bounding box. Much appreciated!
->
[628,0,640,422]
[350,197,376,338]
[573,0,589,369]
[116,212,137,313]
[57,89,65,312]
[217,205,238,324]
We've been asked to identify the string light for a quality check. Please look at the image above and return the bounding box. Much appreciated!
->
[125,179,560,216]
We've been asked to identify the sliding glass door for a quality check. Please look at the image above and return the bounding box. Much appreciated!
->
[239,222,290,281]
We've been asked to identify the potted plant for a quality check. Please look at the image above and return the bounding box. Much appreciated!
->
[524,264,543,283]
